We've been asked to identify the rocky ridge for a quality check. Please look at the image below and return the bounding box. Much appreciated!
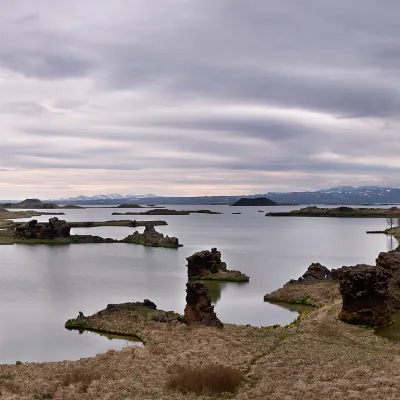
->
[187,248,249,282]
[122,225,181,247]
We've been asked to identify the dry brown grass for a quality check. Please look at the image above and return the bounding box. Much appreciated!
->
[62,367,101,392]
[265,281,341,306]
[2,302,400,399]
[167,364,245,394]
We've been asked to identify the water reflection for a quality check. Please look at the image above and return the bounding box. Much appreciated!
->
[375,311,400,342]
[386,235,398,252]
[200,280,228,304]
[67,328,144,346]
[264,300,311,314]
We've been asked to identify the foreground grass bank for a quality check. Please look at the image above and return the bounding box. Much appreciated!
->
[1,298,400,399]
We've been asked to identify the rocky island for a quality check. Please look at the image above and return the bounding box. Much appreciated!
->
[0,208,66,230]
[0,218,177,247]
[114,204,144,208]
[187,248,249,282]
[112,208,221,215]
[69,220,167,228]
[266,206,400,218]
[231,197,278,206]
[122,225,182,247]
[1,199,84,209]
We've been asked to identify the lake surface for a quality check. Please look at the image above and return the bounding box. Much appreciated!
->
[0,204,395,363]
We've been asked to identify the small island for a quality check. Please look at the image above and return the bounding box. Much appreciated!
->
[187,248,249,282]
[266,206,400,218]
[68,220,167,228]
[112,209,221,216]
[122,225,182,248]
[0,218,180,248]
[231,197,278,206]
[114,204,144,208]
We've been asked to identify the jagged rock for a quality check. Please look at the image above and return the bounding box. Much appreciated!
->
[334,264,393,327]
[376,251,400,309]
[77,311,85,320]
[94,300,160,316]
[13,217,71,239]
[187,248,226,276]
[184,282,223,328]
[186,248,249,282]
[289,262,337,284]
[122,225,181,247]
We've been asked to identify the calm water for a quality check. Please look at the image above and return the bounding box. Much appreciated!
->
[0,204,395,363]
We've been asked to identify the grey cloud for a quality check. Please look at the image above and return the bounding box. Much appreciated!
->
[1,0,400,196]
[0,101,46,115]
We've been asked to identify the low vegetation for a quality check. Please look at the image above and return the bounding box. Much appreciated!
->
[264,281,341,307]
[62,367,102,392]
[166,364,245,394]
[190,270,250,282]
[2,299,400,399]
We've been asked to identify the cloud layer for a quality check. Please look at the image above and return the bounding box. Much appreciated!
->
[1,0,400,198]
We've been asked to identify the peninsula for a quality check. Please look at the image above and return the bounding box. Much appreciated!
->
[112,209,221,216]
[266,206,400,218]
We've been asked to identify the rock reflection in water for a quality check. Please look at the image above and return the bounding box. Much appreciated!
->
[68,329,144,347]
[201,280,229,304]
[264,300,312,314]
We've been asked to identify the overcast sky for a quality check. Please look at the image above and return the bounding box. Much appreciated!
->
[1,0,400,198]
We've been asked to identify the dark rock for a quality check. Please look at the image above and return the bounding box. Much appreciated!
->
[77,311,85,320]
[13,217,71,239]
[187,248,227,277]
[186,248,249,281]
[122,225,181,247]
[334,264,393,327]
[95,300,158,316]
[376,251,400,309]
[143,299,157,309]
[289,262,336,284]
[184,282,223,328]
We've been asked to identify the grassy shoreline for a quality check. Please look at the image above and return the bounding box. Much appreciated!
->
[1,297,399,399]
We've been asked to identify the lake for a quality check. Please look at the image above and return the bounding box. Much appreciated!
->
[0,204,395,363]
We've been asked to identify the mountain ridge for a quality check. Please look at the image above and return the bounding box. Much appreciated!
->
[42,186,400,206]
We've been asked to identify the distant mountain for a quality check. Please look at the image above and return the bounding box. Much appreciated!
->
[48,186,400,206]
[265,186,400,205]
[56,193,157,202]
[231,197,278,206]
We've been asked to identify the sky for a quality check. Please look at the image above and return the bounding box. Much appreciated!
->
[1,0,400,199]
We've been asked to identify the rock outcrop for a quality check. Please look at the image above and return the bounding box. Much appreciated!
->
[334,264,393,327]
[122,225,181,247]
[186,248,249,282]
[184,282,223,328]
[66,299,184,331]
[376,251,400,309]
[14,217,71,239]
[289,262,336,284]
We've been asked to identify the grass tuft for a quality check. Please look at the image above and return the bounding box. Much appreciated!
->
[62,367,101,392]
[166,364,245,394]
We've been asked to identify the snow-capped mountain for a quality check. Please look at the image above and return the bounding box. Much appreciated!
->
[265,186,400,204]
[57,193,157,202]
